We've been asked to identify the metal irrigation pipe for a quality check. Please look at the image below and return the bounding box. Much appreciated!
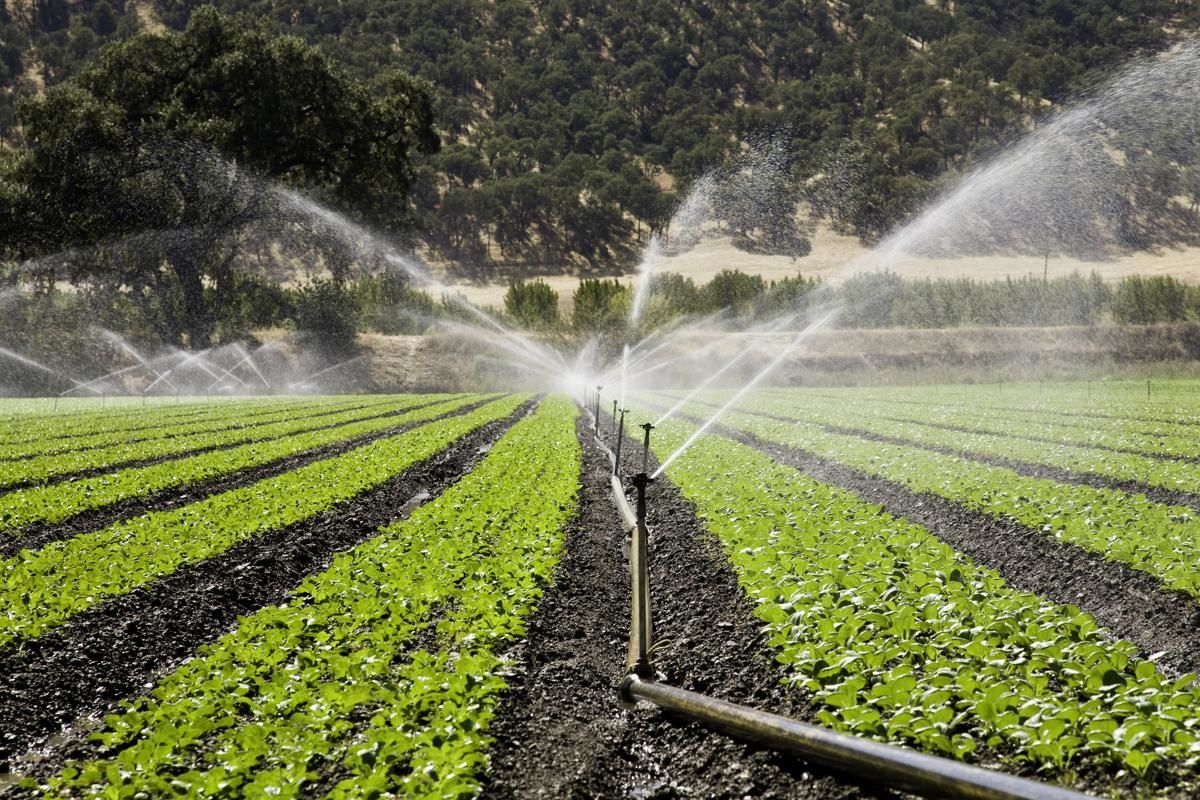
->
[617,675,1094,800]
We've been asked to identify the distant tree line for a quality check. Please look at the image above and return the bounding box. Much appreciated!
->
[501,271,1200,332]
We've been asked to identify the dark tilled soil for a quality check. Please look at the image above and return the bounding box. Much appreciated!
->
[657,404,1200,681]
[0,398,537,774]
[2,396,491,559]
[481,416,891,800]
[0,396,452,495]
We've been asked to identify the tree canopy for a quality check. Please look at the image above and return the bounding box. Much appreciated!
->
[0,6,437,346]
[0,0,1196,268]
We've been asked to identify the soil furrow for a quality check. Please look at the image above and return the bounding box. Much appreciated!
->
[481,415,885,800]
[0,397,538,775]
[0,397,447,495]
[2,396,492,559]
[823,422,1200,511]
[876,414,1200,465]
[678,396,1200,512]
[650,401,1200,681]
[0,397,376,463]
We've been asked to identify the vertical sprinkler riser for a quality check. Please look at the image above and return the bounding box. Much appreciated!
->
[640,422,654,475]
[627,468,655,682]
[594,386,603,434]
[614,408,627,476]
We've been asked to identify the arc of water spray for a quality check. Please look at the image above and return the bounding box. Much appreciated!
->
[649,312,802,426]
[651,308,838,479]
[207,344,271,391]
[299,355,364,384]
[143,349,229,393]
[99,331,178,393]
[0,347,99,394]
[60,363,144,397]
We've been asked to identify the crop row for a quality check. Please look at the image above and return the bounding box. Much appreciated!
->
[0,394,484,535]
[767,388,1200,460]
[37,396,580,799]
[799,381,1200,427]
[0,396,343,446]
[0,396,383,462]
[634,408,1200,788]
[660,392,1200,602]
[745,390,1200,494]
[0,395,433,490]
[0,394,528,648]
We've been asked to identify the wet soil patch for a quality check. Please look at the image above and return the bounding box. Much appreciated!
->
[3,397,492,559]
[482,415,886,800]
[0,397,376,464]
[653,402,1200,681]
[0,398,536,774]
[0,397,450,495]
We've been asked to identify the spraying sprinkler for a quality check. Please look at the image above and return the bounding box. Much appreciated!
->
[612,399,618,434]
[640,421,655,475]
[594,385,603,433]
[613,408,628,476]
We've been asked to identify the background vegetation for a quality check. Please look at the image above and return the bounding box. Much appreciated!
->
[3,0,1200,271]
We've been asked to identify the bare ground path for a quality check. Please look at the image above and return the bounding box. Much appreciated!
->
[481,415,888,799]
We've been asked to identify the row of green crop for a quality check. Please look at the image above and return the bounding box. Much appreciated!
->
[0,396,379,461]
[37,396,580,799]
[793,381,1200,426]
[0,394,485,535]
[743,391,1200,494]
[658,392,1200,601]
[0,395,429,490]
[0,396,330,445]
[0,394,528,648]
[633,409,1200,789]
[767,388,1200,460]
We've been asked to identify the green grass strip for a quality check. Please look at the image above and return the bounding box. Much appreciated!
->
[0,394,527,648]
[42,396,579,799]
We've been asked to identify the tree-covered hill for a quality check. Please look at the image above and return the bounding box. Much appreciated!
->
[1,0,1196,268]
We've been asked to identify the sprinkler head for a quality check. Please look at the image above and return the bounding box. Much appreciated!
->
[631,471,655,489]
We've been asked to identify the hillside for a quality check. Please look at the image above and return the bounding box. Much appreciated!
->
[2,0,1197,274]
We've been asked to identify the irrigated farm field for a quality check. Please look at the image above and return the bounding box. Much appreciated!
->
[2,383,1199,799]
